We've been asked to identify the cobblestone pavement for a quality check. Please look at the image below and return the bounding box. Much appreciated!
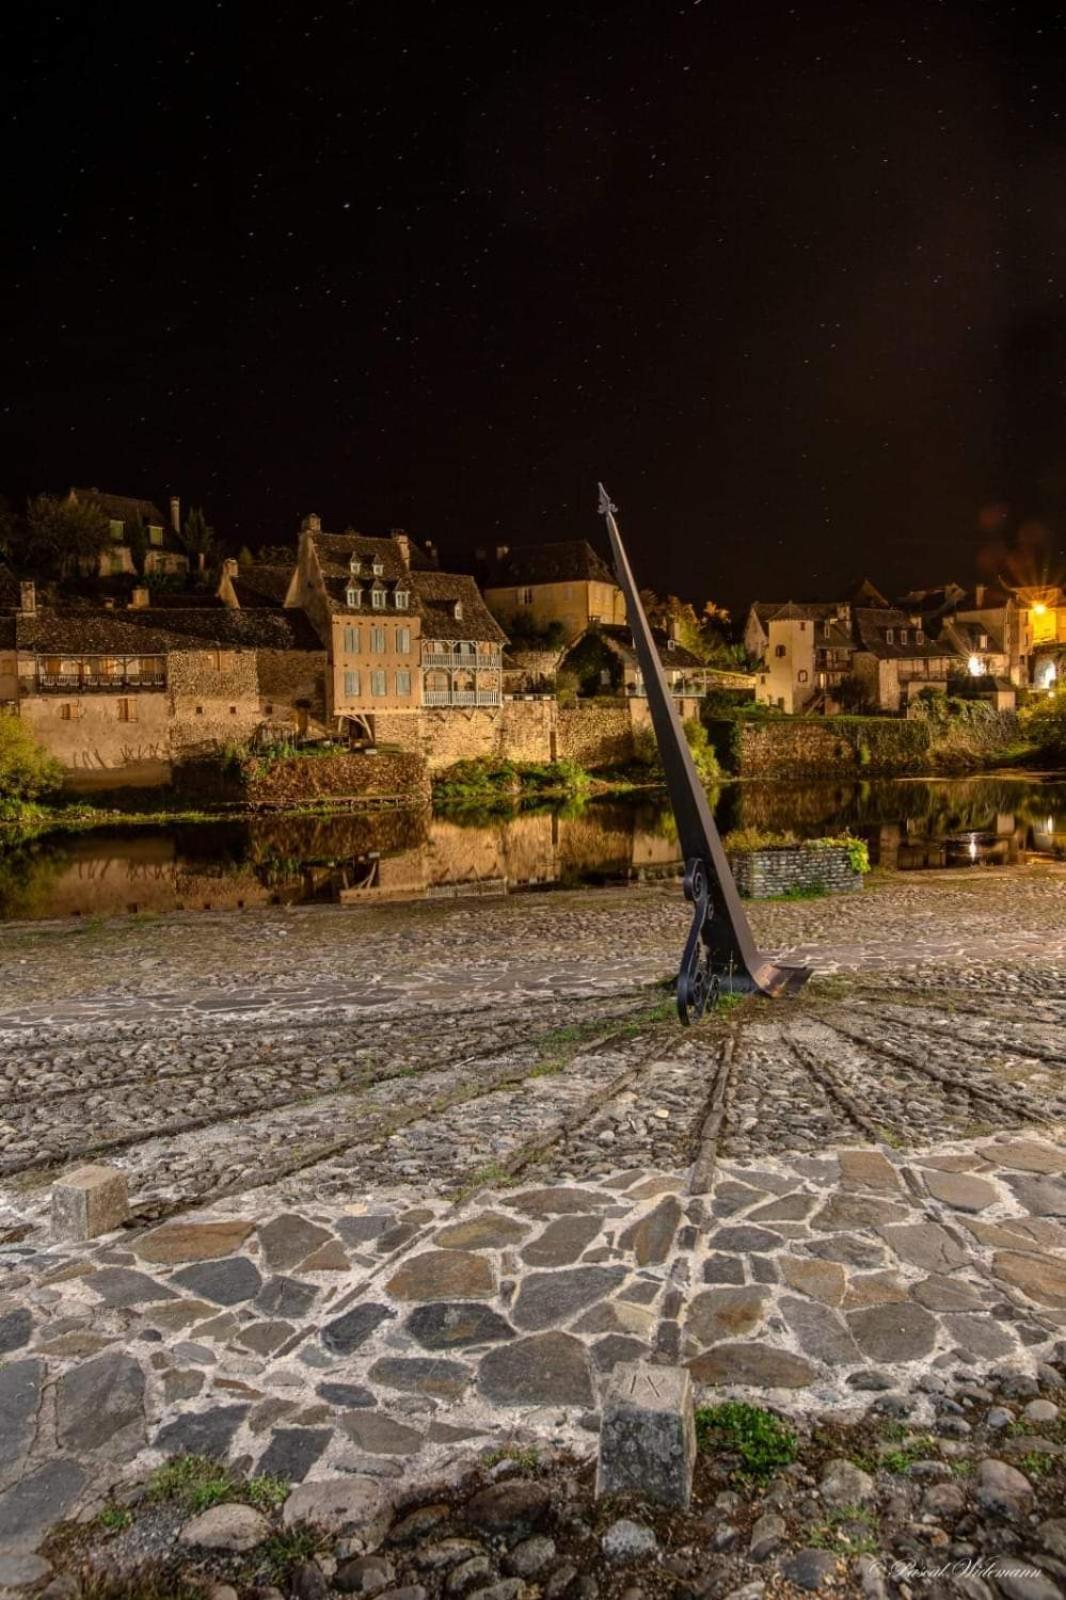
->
[1,866,1066,1572]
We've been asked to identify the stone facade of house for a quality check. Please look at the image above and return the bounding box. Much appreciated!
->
[483,541,627,643]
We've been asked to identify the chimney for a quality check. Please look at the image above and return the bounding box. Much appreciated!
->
[495,544,510,562]
[423,539,439,568]
[975,584,985,608]
[169,495,181,534]
[223,557,239,578]
[301,513,322,534]
[19,580,35,616]
[666,615,681,643]
[391,529,412,569]
[130,586,150,609]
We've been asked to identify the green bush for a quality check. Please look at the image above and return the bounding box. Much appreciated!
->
[0,714,64,802]
[432,756,590,809]
[1021,689,1066,759]
[694,1401,798,1480]
[630,718,720,786]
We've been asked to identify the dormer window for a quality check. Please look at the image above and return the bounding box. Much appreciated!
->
[453,600,463,621]
[349,555,362,576]
[394,589,409,609]
[372,588,385,609]
[916,629,925,644]
[885,628,894,644]
[372,558,384,577]
[346,584,363,608]
[900,629,908,645]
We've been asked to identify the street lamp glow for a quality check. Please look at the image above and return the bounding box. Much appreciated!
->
[967,654,983,676]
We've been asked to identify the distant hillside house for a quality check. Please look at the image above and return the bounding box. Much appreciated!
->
[289,516,507,741]
[482,540,626,644]
[67,488,190,578]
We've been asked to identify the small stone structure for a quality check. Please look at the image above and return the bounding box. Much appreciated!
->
[597,1362,696,1508]
[51,1164,129,1241]
[728,843,862,898]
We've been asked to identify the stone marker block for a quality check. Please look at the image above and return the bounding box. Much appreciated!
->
[596,1360,695,1509]
[52,1165,129,1241]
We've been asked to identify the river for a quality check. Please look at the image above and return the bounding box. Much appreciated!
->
[1,774,1064,922]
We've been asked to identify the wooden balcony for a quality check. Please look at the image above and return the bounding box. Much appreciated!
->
[423,689,501,707]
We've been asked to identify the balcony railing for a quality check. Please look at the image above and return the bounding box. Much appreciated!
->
[422,649,501,668]
[424,690,501,707]
[32,673,167,693]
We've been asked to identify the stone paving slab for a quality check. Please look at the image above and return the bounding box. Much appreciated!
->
[2,1125,1064,1558]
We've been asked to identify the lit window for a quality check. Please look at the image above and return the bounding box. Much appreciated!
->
[519,586,534,606]
[371,626,386,653]
[396,626,411,653]
[109,519,124,541]
[372,588,385,608]
[344,669,361,697]
[148,525,163,547]
[396,669,411,696]
[394,589,409,608]
[371,669,387,695]
[453,600,463,620]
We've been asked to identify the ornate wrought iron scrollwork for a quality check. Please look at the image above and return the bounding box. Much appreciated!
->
[597,483,811,1019]
[677,857,720,1025]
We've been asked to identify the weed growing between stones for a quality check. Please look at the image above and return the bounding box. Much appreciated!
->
[262,1523,326,1581]
[147,1454,288,1516]
[694,1401,798,1481]
[808,1504,880,1556]
[74,1566,206,1600]
[481,1444,542,1471]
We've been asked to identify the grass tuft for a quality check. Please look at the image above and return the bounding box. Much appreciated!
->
[695,1401,797,1481]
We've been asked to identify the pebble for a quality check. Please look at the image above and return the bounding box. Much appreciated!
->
[601,1519,658,1562]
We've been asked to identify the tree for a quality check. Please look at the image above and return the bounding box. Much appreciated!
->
[125,515,148,575]
[1021,688,1066,758]
[0,497,21,565]
[183,506,216,567]
[23,494,109,578]
[0,713,64,802]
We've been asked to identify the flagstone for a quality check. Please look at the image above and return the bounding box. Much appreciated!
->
[804,1234,887,1270]
[511,1265,627,1330]
[911,1275,985,1312]
[989,1140,1065,1175]
[992,1251,1066,1309]
[780,1255,846,1306]
[367,1357,472,1399]
[847,1302,937,1362]
[134,1219,255,1265]
[511,1188,612,1217]
[748,1193,818,1223]
[321,1302,396,1355]
[155,1404,249,1458]
[143,1299,217,1333]
[841,1272,909,1310]
[686,1286,770,1344]
[87,1267,177,1308]
[811,1194,911,1231]
[618,1195,682,1265]
[256,1427,333,1481]
[55,1350,146,1452]
[434,1213,530,1251]
[837,1150,902,1193]
[942,1313,1018,1359]
[1002,1174,1066,1217]
[878,1222,970,1273]
[920,1168,999,1213]
[687,1342,818,1388]
[172,1256,263,1306]
[781,1297,861,1365]
[478,1331,594,1407]
[520,1215,604,1267]
[707,1225,782,1254]
[299,1241,350,1272]
[255,1277,318,1320]
[259,1213,335,1272]
[385,1250,495,1302]
[405,1303,516,1350]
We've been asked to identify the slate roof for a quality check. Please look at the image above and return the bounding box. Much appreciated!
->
[15,607,323,656]
[751,601,838,626]
[853,608,962,661]
[484,541,616,588]
[230,565,294,608]
[71,488,169,527]
[584,624,706,672]
[307,530,506,645]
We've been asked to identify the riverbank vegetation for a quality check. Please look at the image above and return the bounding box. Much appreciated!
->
[431,757,592,811]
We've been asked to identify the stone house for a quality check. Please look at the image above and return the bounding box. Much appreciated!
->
[67,489,191,579]
[287,517,508,742]
[9,589,326,777]
[754,605,857,713]
[482,541,626,643]
[849,608,960,712]
[217,559,297,610]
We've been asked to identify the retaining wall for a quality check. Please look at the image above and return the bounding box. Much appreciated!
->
[728,843,862,897]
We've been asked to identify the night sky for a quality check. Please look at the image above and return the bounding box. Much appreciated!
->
[4,1,1065,617]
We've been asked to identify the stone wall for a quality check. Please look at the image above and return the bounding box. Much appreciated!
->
[721,716,934,777]
[168,648,262,756]
[557,703,636,769]
[256,648,329,736]
[19,691,172,771]
[728,843,862,897]
[240,749,430,808]
[375,700,560,771]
